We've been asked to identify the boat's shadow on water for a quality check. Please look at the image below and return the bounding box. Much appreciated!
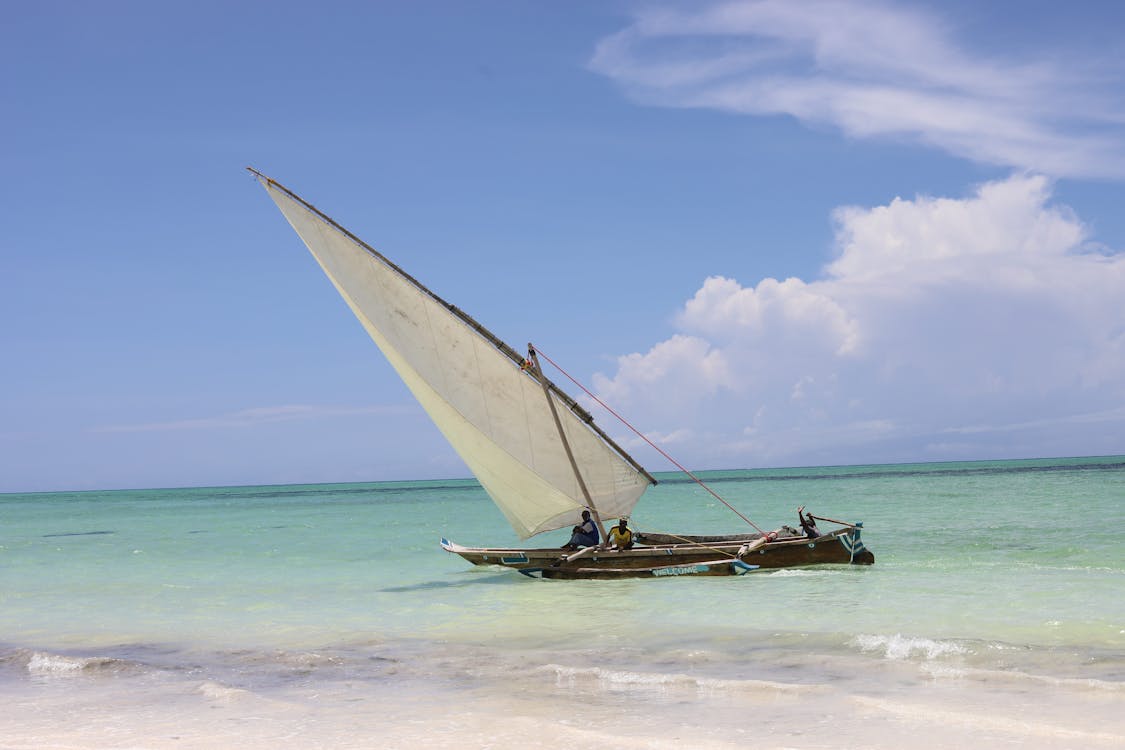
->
[379,572,516,593]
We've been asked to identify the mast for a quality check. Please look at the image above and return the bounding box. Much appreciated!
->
[526,345,609,543]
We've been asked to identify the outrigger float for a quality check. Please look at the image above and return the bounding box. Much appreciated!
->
[252,169,875,579]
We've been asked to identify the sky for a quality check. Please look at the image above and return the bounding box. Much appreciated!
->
[3,0,1124,493]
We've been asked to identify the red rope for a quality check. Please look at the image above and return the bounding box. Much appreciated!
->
[530,344,765,535]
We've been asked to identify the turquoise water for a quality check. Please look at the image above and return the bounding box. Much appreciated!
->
[2,457,1123,747]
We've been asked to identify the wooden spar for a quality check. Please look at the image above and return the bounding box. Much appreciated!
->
[808,513,857,529]
[565,545,598,563]
[527,346,610,545]
[246,166,656,489]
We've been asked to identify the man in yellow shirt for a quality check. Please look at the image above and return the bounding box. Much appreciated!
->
[608,518,634,550]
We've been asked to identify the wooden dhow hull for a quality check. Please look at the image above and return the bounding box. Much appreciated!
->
[520,559,760,580]
[441,524,873,577]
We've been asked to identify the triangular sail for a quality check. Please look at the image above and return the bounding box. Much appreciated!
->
[253,171,654,539]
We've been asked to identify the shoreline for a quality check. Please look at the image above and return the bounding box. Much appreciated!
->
[2,634,1122,749]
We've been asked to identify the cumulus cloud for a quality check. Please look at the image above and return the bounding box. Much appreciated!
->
[593,174,1125,467]
[679,276,859,355]
[590,0,1125,178]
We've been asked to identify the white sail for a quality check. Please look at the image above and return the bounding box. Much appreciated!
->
[257,175,652,538]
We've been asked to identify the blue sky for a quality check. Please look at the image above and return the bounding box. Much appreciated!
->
[3,0,1124,493]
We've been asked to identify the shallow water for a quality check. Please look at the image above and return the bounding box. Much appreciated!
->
[1,457,1123,747]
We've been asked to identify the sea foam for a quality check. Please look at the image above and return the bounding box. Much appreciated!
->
[538,663,825,696]
[852,633,969,660]
[26,651,129,676]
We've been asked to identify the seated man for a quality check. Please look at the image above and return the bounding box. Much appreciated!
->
[608,517,634,550]
[562,510,599,549]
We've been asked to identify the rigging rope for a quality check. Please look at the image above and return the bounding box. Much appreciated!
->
[530,344,767,536]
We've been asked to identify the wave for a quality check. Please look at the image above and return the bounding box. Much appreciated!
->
[851,634,1125,697]
[921,663,1125,693]
[20,650,147,677]
[852,633,969,660]
[41,530,115,538]
[537,663,826,696]
[853,695,1125,743]
[195,680,255,701]
[761,568,840,578]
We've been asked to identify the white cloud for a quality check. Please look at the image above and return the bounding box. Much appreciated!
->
[827,175,1089,285]
[593,334,734,404]
[679,275,859,355]
[591,0,1125,178]
[94,404,411,433]
[594,174,1125,467]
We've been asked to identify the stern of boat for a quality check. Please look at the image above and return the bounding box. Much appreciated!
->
[839,523,874,564]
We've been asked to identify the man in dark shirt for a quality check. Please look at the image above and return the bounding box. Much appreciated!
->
[562,510,600,549]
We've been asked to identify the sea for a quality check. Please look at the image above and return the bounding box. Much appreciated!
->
[1,456,1122,749]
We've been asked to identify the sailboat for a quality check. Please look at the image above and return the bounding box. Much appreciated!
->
[250,168,874,579]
